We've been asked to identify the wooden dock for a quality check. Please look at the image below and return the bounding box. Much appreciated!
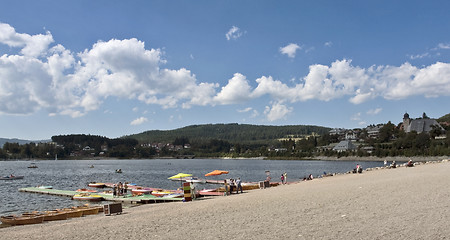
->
[19,187,183,204]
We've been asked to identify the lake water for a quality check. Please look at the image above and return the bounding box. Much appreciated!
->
[1,158,386,218]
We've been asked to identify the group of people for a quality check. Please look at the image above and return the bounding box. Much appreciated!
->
[223,178,243,195]
[112,181,129,197]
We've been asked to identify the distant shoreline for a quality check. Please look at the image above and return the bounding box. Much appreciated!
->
[1,155,449,162]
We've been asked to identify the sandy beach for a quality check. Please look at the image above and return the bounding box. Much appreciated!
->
[1,160,449,240]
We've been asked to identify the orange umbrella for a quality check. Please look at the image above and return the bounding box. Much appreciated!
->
[205,170,229,177]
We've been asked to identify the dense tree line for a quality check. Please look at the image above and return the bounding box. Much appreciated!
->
[1,122,449,160]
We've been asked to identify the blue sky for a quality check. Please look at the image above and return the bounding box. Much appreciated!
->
[1,0,449,140]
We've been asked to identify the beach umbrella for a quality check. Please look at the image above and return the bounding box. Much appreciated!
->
[204,170,229,177]
[168,173,193,188]
[168,173,192,180]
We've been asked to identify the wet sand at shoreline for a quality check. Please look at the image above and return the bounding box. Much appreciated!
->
[1,160,449,239]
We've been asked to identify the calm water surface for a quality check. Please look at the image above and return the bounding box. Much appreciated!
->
[1,158,386,218]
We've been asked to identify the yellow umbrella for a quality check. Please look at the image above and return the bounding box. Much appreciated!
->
[168,173,193,188]
[168,173,193,179]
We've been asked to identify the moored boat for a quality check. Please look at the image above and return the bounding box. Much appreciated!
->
[37,185,53,189]
[41,211,68,221]
[88,182,106,188]
[0,175,24,180]
[73,193,104,202]
[131,188,152,195]
[71,206,100,216]
[28,162,38,168]
[0,215,44,226]
[60,208,84,218]
[76,188,97,193]
[151,191,175,197]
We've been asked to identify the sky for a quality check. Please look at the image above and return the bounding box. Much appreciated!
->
[0,0,450,140]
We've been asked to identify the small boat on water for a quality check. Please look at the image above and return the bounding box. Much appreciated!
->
[0,215,44,226]
[0,175,24,180]
[72,193,104,202]
[37,185,53,189]
[88,182,106,188]
[28,162,38,168]
[115,169,122,173]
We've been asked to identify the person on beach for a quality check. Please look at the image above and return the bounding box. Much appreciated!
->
[283,172,287,184]
[124,182,128,194]
[224,180,229,196]
[113,184,117,197]
[236,178,242,193]
[281,174,285,184]
[229,179,235,194]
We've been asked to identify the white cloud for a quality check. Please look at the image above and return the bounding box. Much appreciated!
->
[214,73,252,104]
[367,108,382,115]
[0,23,218,116]
[0,23,54,57]
[237,107,252,113]
[1,22,450,121]
[324,41,333,47]
[280,43,301,58]
[437,43,450,49]
[264,102,292,121]
[130,117,148,126]
[225,26,243,41]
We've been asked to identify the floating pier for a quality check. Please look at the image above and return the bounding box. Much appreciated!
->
[19,187,183,204]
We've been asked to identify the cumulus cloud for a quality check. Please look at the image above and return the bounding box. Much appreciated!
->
[0,23,217,116]
[1,22,450,123]
[280,43,301,58]
[264,102,292,121]
[214,73,252,104]
[324,41,333,47]
[225,26,243,41]
[130,117,148,126]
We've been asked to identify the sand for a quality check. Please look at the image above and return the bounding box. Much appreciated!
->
[1,160,450,240]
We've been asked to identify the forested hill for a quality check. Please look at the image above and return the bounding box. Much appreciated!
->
[126,123,331,144]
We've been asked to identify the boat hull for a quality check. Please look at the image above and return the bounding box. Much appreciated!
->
[1,215,44,226]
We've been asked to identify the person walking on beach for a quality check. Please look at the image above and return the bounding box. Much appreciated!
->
[281,174,285,185]
[236,178,242,194]
[283,172,287,184]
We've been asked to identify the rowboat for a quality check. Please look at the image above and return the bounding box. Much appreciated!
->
[37,185,53,189]
[0,175,24,180]
[76,188,97,193]
[60,208,84,218]
[41,211,68,221]
[131,188,152,195]
[151,191,175,197]
[88,182,106,188]
[73,193,104,202]
[71,206,100,216]
[0,215,44,226]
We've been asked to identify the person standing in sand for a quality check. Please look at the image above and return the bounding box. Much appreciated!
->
[236,178,242,194]
[283,172,287,184]
[224,180,229,196]
[281,174,284,184]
